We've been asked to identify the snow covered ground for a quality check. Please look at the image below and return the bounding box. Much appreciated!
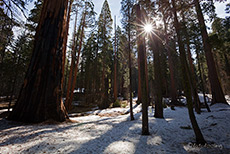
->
[0,102,230,153]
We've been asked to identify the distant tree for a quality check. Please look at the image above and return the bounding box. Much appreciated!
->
[121,0,135,120]
[65,0,95,110]
[97,0,113,109]
[115,26,130,100]
[7,32,32,111]
[0,9,15,95]
[113,16,118,102]
[81,32,98,104]
[8,0,69,123]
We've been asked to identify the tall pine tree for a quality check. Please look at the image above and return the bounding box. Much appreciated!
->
[97,0,113,109]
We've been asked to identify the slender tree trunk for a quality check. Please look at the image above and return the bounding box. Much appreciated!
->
[8,0,69,123]
[194,0,227,105]
[63,52,70,94]
[171,0,206,144]
[68,10,86,110]
[181,13,201,114]
[128,6,134,120]
[136,4,149,135]
[194,42,211,112]
[65,8,79,110]
[61,0,73,87]
[187,45,201,114]
[114,16,117,101]
[138,54,142,104]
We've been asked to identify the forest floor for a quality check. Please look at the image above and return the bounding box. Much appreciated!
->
[0,96,230,154]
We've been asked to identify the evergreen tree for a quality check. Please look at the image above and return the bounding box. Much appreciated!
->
[97,0,113,109]
[81,32,98,104]
[121,0,135,120]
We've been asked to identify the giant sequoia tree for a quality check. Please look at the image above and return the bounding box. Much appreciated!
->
[8,0,69,123]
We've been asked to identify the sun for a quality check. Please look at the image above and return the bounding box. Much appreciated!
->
[144,24,153,33]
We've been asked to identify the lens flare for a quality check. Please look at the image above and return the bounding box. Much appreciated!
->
[144,24,153,33]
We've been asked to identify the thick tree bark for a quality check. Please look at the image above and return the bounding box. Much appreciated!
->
[136,4,149,135]
[171,0,206,144]
[8,0,69,123]
[194,0,227,105]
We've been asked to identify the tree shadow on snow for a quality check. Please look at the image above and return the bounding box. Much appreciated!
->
[67,113,142,154]
[0,117,112,147]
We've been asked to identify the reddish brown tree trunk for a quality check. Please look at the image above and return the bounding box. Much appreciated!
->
[65,8,79,111]
[61,0,73,88]
[68,11,86,110]
[8,0,69,123]
[136,4,149,135]
[194,0,227,105]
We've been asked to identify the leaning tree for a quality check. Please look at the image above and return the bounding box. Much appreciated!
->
[8,0,69,123]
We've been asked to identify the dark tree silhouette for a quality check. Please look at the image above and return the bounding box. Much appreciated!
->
[136,4,149,135]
